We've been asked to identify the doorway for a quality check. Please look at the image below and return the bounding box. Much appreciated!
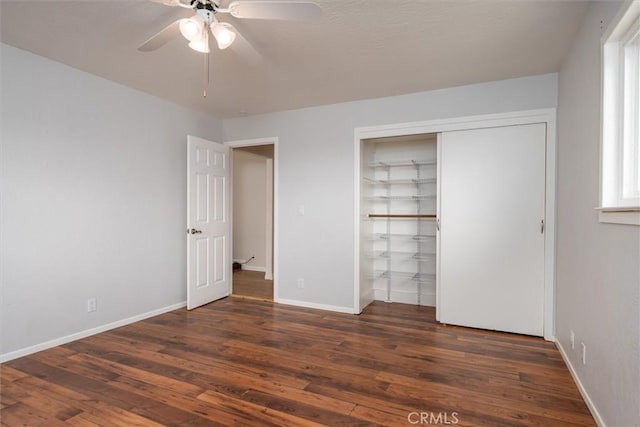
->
[229,140,276,301]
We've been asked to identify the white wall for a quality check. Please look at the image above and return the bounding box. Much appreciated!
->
[0,44,222,358]
[232,150,267,270]
[556,2,640,426]
[222,73,558,310]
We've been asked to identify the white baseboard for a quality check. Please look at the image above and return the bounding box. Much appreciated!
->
[275,298,355,314]
[240,265,266,273]
[232,259,266,273]
[0,301,186,363]
[556,340,606,427]
[373,289,436,307]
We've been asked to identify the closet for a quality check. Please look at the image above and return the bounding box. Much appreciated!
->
[357,122,548,337]
[359,134,438,307]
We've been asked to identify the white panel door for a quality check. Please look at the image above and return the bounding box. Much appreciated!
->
[439,124,546,336]
[187,135,230,310]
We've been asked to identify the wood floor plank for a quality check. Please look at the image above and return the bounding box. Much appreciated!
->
[196,390,326,427]
[187,363,353,414]
[70,348,348,420]
[14,375,163,427]
[104,374,250,426]
[219,342,392,394]
[1,299,595,426]
[158,346,311,390]
[27,348,120,385]
[5,358,204,426]
[0,402,69,427]
[0,366,30,384]
[17,388,82,422]
[382,372,594,425]
[68,352,205,397]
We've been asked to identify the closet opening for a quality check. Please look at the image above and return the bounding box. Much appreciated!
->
[231,144,275,301]
[355,110,556,339]
[358,133,439,312]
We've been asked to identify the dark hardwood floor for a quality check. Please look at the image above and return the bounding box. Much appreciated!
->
[0,298,594,426]
[232,270,273,301]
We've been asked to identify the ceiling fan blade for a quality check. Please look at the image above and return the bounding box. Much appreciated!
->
[227,1,321,20]
[138,19,182,52]
[224,22,263,64]
[149,0,193,8]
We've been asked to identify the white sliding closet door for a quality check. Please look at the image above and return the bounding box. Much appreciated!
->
[438,124,546,336]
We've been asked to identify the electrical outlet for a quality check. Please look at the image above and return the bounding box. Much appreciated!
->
[87,298,97,313]
[581,342,586,365]
[570,330,575,349]
[297,278,304,289]
[297,205,305,216]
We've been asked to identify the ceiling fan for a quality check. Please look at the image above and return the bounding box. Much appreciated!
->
[138,0,322,55]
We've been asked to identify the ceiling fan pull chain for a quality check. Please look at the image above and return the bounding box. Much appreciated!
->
[203,29,210,97]
[203,51,207,98]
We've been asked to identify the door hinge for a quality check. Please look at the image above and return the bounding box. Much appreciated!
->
[541,219,545,234]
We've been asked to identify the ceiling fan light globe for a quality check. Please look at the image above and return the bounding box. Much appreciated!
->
[179,17,204,42]
[188,38,210,53]
[211,22,236,50]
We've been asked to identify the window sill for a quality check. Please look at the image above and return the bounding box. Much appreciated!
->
[596,207,640,225]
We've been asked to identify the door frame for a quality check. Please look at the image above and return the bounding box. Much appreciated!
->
[226,136,279,301]
[353,108,557,340]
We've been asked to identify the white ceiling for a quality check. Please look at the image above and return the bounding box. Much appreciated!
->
[0,0,589,118]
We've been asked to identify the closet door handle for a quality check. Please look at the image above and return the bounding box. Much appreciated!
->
[189,228,203,235]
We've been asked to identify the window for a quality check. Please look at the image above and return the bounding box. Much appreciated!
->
[600,0,640,225]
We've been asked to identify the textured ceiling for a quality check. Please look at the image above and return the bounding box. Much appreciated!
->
[0,0,589,118]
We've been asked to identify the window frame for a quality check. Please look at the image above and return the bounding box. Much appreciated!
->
[600,0,640,225]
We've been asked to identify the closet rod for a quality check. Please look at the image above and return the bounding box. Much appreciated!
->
[369,214,436,219]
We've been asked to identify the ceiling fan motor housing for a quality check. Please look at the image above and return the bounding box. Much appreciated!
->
[192,0,218,13]
[196,8,215,23]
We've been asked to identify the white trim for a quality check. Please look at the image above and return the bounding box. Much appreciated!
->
[596,207,640,225]
[276,298,356,314]
[356,109,556,140]
[544,115,558,341]
[556,340,606,427]
[435,133,442,321]
[240,265,267,273]
[353,108,557,340]
[602,1,639,42]
[232,259,267,272]
[353,130,361,313]
[0,301,186,363]
[600,1,640,212]
[225,137,279,300]
[265,158,274,280]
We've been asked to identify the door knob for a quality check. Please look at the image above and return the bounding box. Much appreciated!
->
[189,228,203,234]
